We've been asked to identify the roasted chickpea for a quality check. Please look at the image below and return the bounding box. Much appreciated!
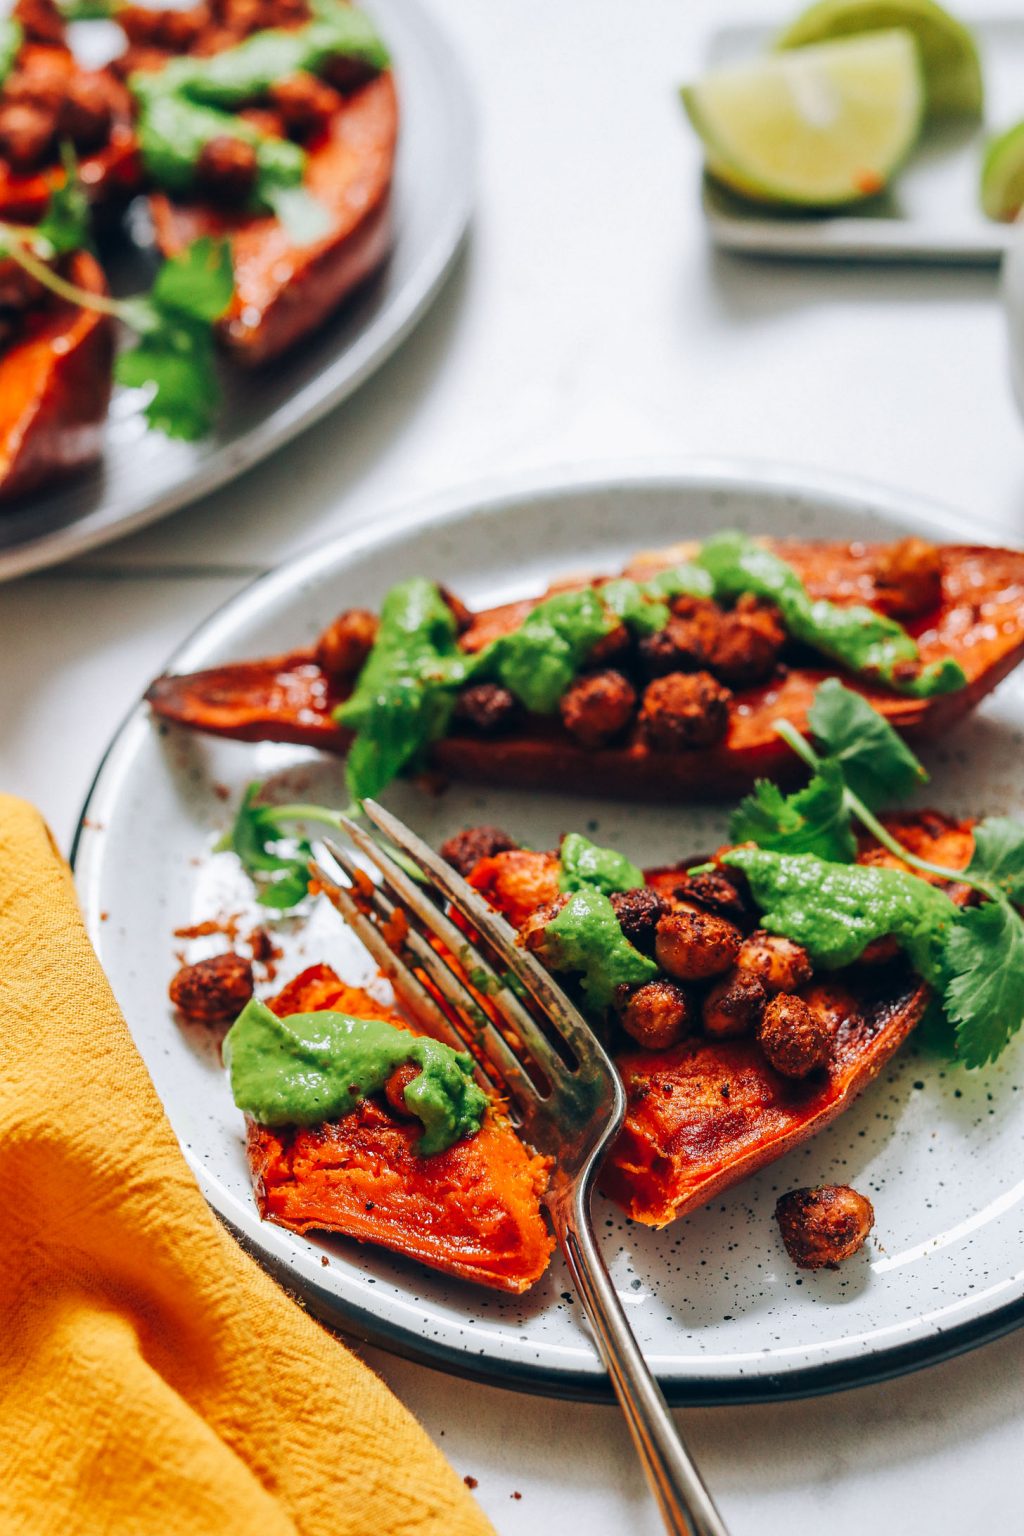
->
[757,994,831,1079]
[13,0,66,45]
[672,868,750,925]
[639,672,732,752]
[169,952,254,1023]
[269,71,342,138]
[735,931,812,995]
[589,621,631,667]
[468,848,561,930]
[775,1185,875,1269]
[518,896,568,961]
[638,611,715,678]
[702,970,767,1040]
[452,682,519,735]
[59,73,114,153]
[0,101,54,172]
[196,134,259,202]
[874,537,942,619]
[619,979,694,1051]
[439,824,518,879]
[559,669,637,748]
[707,603,784,689]
[654,908,741,983]
[384,1063,421,1119]
[315,608,379,684]
[609,886,670,954]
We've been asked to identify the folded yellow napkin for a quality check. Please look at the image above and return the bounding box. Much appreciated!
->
[0,796,494,1536]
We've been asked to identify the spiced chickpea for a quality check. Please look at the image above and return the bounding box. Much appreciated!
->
[518,896,568,962]
[775,1185,874,1269]
[269,71,342,138]
[13,0,65,45]
[439,825,518,879]
[559,669,637,748]
[0,101,54,172]
[735,931,812,995]
[452,682,518,735]
[757,994,830,1079]
[315,608,378,684]
[702,971,766,1040]
[196,134,259,201]
[620,979,694,1051]
[169,952,254,1023]
[672,868,750,925]
[707,600,785,689]
[654,908,741,983]
[874,537,942,619]
[59,73,115,154]
[609,886,669,954]
[639,671,732,752]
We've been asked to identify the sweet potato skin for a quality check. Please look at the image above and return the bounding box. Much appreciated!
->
[150,71,397,365]
[0,250,113,502]
[243,964,554,1293]
[146,541,1024,800]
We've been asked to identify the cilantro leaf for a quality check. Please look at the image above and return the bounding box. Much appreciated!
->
[215,782,314,908]
[964,817,1024,907]
[731,760,857,862]
[115,238,233,440]
[807,678,928,809]
[33,145,91,257]
[943,898,1024,1068]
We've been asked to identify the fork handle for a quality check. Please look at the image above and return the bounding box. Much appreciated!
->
[550,1187,730,1536]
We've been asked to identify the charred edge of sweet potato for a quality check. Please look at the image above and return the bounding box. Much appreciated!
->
[145,543,1024,801]
[149,72,398,366]
[0,250,113,502]
[242,964,555,1293]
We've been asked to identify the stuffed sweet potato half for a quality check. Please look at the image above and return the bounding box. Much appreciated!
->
[219,962,554,1293]
[146,533,1024,803]
[123,0,397,364]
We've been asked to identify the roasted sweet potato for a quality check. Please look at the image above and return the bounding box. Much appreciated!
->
[0,249,113,501]
[244,964,554,1293]
[146,541,1024,800]
[0,46,140,221]
[149,71,397,365]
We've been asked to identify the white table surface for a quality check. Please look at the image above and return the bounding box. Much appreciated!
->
[3,0,1024,1529]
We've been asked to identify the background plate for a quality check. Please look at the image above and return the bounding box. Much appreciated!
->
[0,0,473,581]
[73,464,1024,1403]
[701,17,1020,264]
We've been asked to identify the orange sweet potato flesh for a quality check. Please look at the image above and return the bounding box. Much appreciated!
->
[0,48,140,221]
[244,963,555,1293]
[149,72,397,366]
[146,540,1024,800]
[0,250,113,501]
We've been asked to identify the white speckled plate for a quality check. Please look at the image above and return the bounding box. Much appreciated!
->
[73,464,1024,1403]
[0,0,473,581]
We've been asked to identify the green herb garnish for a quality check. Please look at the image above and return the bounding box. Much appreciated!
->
[216,782,350,908]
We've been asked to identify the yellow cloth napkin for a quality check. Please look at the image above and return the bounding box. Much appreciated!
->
[0,796,495,1536]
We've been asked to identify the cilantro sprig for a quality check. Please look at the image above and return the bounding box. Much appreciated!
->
[0,165,234,440]
[215,783,351,908]
[731,680,1024,1069]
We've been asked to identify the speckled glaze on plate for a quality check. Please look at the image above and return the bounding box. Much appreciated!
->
[73,464,1024,1403]
[0,0,473,581]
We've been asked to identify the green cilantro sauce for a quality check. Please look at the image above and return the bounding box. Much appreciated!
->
[225,997,488,1156]
[129,0,388,204]
[0,19,22,86]
[543,887,659,1010]
[559,831,644,895]
[723,846,958,984]
[695,531,966,699]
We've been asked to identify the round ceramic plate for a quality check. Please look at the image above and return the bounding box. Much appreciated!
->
[0,0,473,581]
[73,465,1024,1404]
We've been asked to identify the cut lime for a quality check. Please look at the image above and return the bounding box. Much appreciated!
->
[682,31,924,209]
[981,121,1024,222]
[777,0,983,120]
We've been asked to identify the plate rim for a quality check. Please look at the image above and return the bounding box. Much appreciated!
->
[0,0,476,583]
[72,457,1024,1405]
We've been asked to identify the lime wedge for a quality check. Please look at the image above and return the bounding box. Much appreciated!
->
[777,0,983,120]
[981,121,1024,222]
[682,31,924,208]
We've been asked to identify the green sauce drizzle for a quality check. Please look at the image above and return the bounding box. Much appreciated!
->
[559,831,645,895]
[225,997,488,1156]
[130,0,388,211]
[696,531,966,698]
[542,887,659,1010]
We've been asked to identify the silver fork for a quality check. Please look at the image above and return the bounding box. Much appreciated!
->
[309,798,730,1536]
